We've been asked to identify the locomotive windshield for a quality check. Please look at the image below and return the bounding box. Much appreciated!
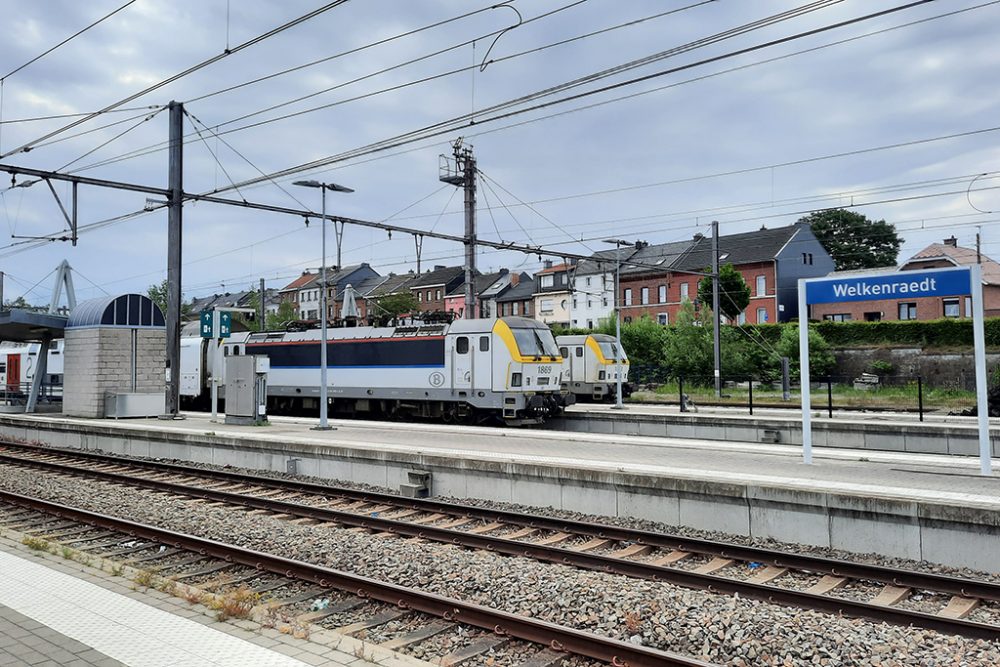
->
[598,341,627,362]
[512,326,561,358]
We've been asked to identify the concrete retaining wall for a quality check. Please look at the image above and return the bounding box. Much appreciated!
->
[1,415,997,573]
[552,411,1000,457]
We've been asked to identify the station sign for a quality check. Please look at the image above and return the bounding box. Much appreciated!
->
[805,267,971,305]
[200,310,232,338]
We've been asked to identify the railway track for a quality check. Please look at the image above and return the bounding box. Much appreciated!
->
[0,488,707,667]
[1,441,999,644]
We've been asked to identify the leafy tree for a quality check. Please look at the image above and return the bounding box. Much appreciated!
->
[615,315,668,368]
[3,296,33,310]
[370,292,418,323]
[663,301,713,380]
[698,263,751,320]
[799,209,902,270]
[774,324,836,379]
[265,301,297,330]
[146,280,191,318]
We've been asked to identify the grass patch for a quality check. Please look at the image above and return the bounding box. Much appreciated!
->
[21,535,50,552]
[206,586,260,621]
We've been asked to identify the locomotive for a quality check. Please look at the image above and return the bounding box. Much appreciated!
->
[556,333,631,402]
[180,316,573,425]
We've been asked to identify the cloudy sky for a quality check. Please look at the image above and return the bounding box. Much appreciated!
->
[0,0,997,305]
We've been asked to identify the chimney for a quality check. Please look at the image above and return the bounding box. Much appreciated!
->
[434,264,446,271]
[943,236,958,247]
[499,268,509,275]
[543,259,553,269]
[693,233,705,241]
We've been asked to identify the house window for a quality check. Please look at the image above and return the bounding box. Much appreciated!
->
[641,287,649,305]
[624,316,633,323]
[802,253,813,265]
[657,313,668,325]
[524,302,531,316]
[586,319,594,328]
[823,314,852,322]
[965,297,972,316]
[658,285,666,303]
[587,299,592,308]
[559,274,566,285]
[540,298,554,314]
[418,292,423,302]
[756,275,766,296]
[898,302,917,320]
[737,311,746,325]
[585,277,592,287]
[602,297,608,307]
[436,289,441,300]
[756,307,768,323]
[864,312,882,321]
[512,302,519,316]
[572,297,578,309]
[540,275,554,288]
[680,283,689,300]
[623,288,633,306]
[943,298,960,318]
[427,290,433,301]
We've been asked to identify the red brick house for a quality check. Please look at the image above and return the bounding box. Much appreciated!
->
[409,265,466,312]
[618,222,834,324]
[810,237,1000,321]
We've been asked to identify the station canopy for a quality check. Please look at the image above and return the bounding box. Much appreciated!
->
[0,309,67,342]
[67,294,165,329]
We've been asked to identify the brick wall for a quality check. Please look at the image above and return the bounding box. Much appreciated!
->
[64,328,166,418]
[619,263,778,324]
[811,284,1000,321]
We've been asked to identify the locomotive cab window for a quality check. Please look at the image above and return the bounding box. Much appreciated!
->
[456,337,469,354]
[575,347,583,357]
[479,336,489,352]
[559,347,568,358]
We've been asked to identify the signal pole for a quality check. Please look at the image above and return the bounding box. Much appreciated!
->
[712,220,722,398]
[440,140,477,318]
[164,101,184,417]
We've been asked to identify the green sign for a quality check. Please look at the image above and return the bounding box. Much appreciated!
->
[200,310,232,338]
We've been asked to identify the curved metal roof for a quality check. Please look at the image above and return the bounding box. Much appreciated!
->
[67,294,165,329]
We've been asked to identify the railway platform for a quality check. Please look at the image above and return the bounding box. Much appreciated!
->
[0,411,998,574]
[0,536,375,667]
[557,401,1000,456]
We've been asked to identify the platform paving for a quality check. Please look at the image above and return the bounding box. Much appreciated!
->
[0,538,372,667]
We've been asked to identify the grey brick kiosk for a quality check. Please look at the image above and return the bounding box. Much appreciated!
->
[63,294,166,418]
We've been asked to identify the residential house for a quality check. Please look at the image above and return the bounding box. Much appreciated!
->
[361,273,420,323]
[619,221,834,324]
[278,271,318,317]
[569,248,639,329]
[495,277,536,318]
[296,264,379,320]
[810,236,1000,321]
[409,265,466,312]
[616,240,694,326]
[442,270,521,319]
[532,261,573,327]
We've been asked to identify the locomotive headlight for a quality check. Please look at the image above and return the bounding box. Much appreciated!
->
[598,370,606,380]
[511,372,522,387]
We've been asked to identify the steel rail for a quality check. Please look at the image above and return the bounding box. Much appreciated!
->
[3,442,996,602]
[2,450,998,641]
[0,488,710,667]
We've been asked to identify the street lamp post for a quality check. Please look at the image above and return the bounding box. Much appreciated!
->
[293,180,355,431]
[603,239,635,410]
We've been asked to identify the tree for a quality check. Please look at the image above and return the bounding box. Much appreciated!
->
[799,209,902,270]
[265,301,297,330]
[775,324,836,379]
[662,301,713,380]
[146,280,191,319]
[698,263,750,320]
[370,292,418,324]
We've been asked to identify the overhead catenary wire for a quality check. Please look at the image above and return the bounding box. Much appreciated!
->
[0,0,351,159]
[204,0,938,196]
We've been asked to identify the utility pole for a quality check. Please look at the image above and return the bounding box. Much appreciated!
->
[440,140,477,318]
[977,226,982,264]
[259,277,266,331]
[712,220,722,398]
[164,101,184,418]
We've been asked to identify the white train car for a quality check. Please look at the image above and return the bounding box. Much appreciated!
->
[556,333,631,402]
[0,340,65,402]
[181,317,572,425]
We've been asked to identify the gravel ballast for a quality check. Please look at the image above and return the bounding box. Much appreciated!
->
[1,464,998,666]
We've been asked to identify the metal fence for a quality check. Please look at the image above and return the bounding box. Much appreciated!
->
[0,382,63,406]
[629,366,979,420]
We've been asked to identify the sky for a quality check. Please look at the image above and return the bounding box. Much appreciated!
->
[0,0,998,306]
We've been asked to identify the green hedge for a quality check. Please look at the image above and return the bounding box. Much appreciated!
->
[813,318,1000,347]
